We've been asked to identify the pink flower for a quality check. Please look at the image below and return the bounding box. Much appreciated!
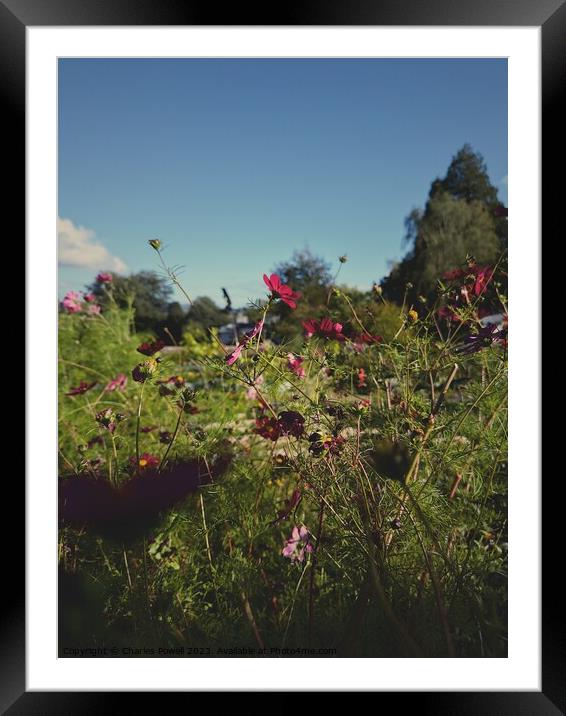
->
[287,353,305,378]
[84,293,96,303]
[282,525,314,563]
[357,368,367,388]
[263,273,301,310]
[87,304,101,315]
[225,320,264,366]
[62,291,83,314]
[302,318,345,341]
[96,272,113,283]
[105,373,128,392]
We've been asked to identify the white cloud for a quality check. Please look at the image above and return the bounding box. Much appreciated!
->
[58,217,127,273]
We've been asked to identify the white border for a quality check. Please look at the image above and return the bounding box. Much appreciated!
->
[27,27,540,691]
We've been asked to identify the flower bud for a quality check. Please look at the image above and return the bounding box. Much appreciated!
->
[148,239,162,250]
[132,358,158,383]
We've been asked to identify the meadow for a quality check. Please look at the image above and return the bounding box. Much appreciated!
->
[58,244,508,658]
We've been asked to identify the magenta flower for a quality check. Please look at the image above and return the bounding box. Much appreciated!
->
[105,373,128,392]
[286,353,305,378]
[84,293,96,303]
[62,291,83,314]
[66,381,97,396]
[282,525,314,563]
[137,339,165,356]
[225,320,264,366]
[263,273,301,310]
[96,272,113,283]
[302,318,345,341]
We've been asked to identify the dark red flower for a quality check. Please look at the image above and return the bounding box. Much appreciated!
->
[263,273,301,310]
[278,411,305,438]
[129,453,160,471]
[254,415,281,441]
[254,411,305,441]
[137,339,165,356]
[66,381,97,396]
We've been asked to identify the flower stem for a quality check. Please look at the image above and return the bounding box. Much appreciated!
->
[135,381,146,469]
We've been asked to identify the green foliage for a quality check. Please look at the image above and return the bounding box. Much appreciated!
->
[87,271,174,333]
[59,250,508,658]
[383,145,505,303]
[186,296,228,331]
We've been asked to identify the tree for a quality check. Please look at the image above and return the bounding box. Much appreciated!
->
[86,271,173,333]
[382,146,504,303]
[273,249,333,292]
[186,296,227,331]
[159,301,187,344]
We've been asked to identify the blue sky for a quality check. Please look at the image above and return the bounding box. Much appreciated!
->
[58,58,507,306]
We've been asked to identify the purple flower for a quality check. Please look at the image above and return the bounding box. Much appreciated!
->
[457,323,507,355]
[282,525,314,563]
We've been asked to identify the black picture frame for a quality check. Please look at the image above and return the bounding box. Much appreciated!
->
[9,0,556,709]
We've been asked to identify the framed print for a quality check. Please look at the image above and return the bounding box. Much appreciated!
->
[6,0,557,708]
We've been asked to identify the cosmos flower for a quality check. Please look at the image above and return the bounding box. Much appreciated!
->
[137,339,165,356]
[62,291,83,314]
[286,354,306,379]
[225,320,264,366]
[263,273,301,309]
[66,381,97,396]
[105,373,128,392]
[282,525,314,563]
[302,318,345,341]
[96,272,113,283]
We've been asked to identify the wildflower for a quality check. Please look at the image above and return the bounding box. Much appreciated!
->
[129,453,160,470]
[84,293,97,303]
[338,254,348,264]
[278,411,305,438]
[254,410,305,441]
[66,381,97,396]
[132,358,158,383]
[457,323,507,355]
[225,320,264,366]
[302,318,345,341]
[104,373,128,392]
[148,239,162,250]
[282,525,314,563]
[263,273,301,310]
[62,291,83,314]
[357,368,367,388]
[87,303,101,315]
[407,309,419,324]
[140,425,157,433]
[471,266,494,297]
[137,339,165,356]
[308,432,345,456]
[255,415,281,441]
[95,408,118,433]
[286,354,305,379]
[96,272,113,283]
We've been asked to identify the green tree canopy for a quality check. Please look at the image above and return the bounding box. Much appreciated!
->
[186,296,228,331]
[86,271,173,333]
[382,145,504,303]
